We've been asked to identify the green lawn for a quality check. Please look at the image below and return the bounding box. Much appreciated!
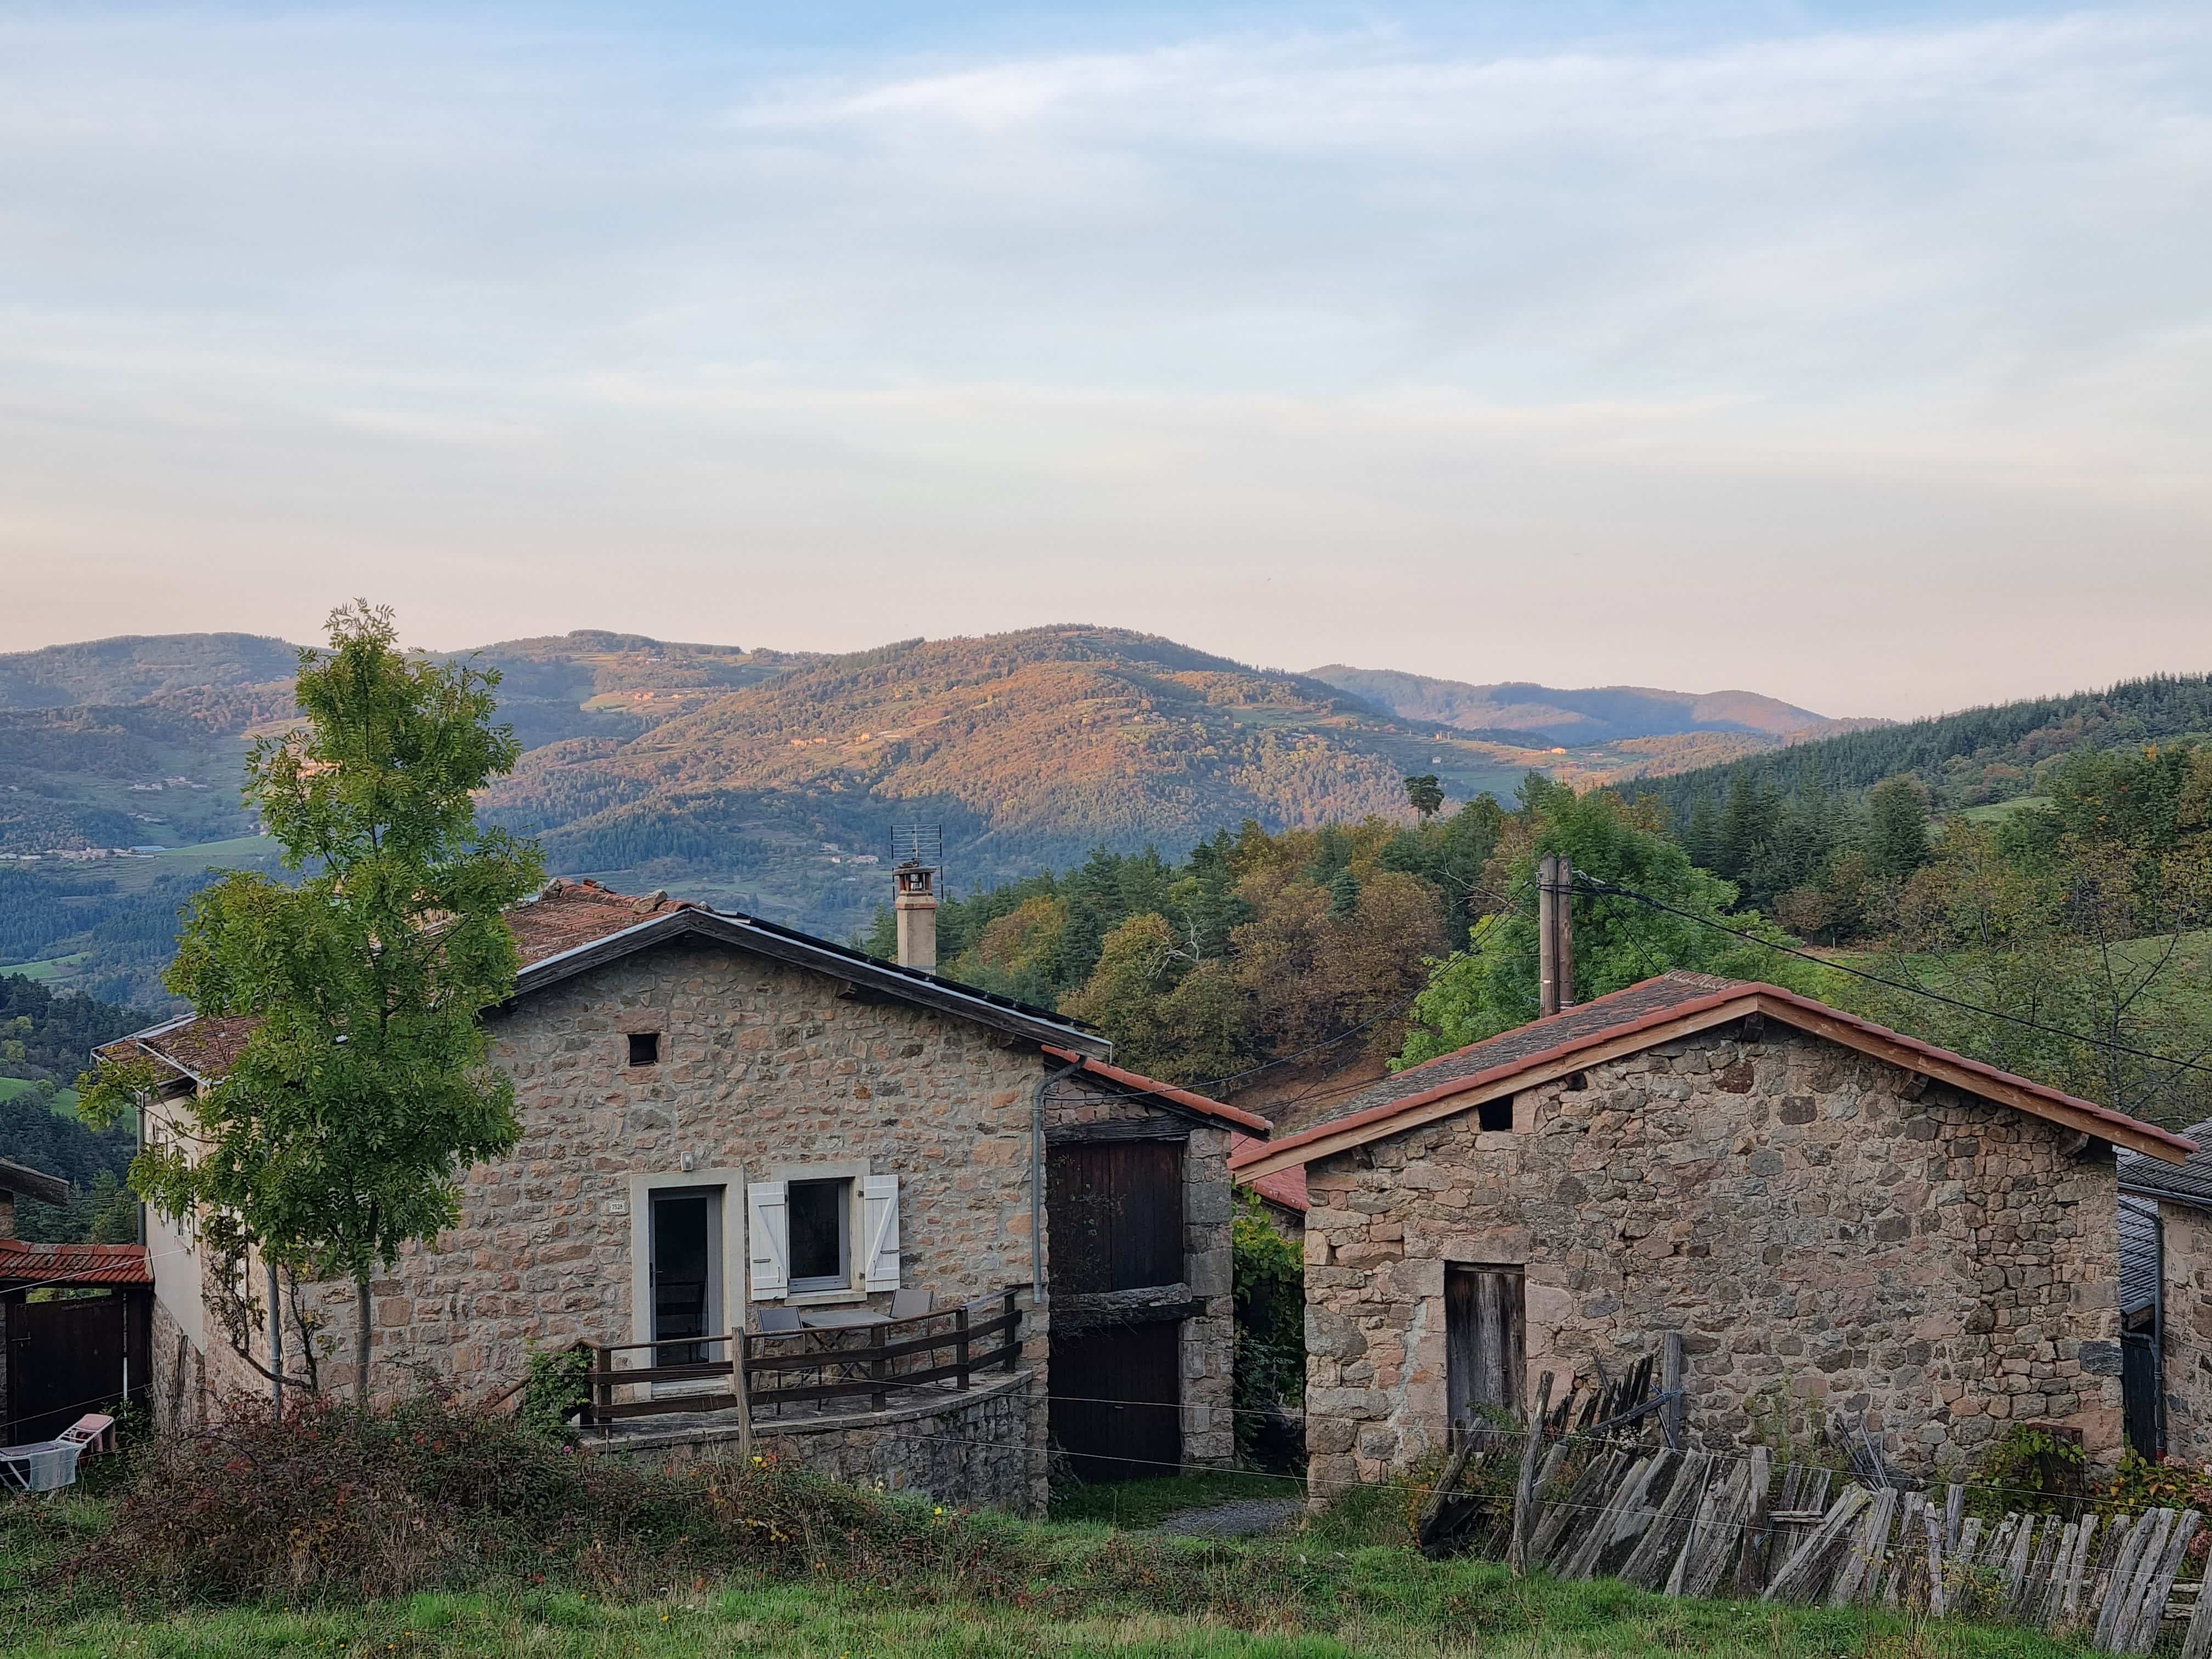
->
[3,953,90,984]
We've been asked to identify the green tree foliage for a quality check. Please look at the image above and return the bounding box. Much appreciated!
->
[1403,774,1444,822]
[1866,776,1932,879]
[1231,1191,1304,1458]
[79,603,544,1400]
[1394,776,1828,1068]
[861,807,1503,1084]
[1837,744,2212,1124]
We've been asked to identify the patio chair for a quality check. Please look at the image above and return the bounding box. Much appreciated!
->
[58,1414,116,1457]
[751,1305,807,1414]
[888,1287,934,1321]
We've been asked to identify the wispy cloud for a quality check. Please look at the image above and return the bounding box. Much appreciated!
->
[0,5,2206,715]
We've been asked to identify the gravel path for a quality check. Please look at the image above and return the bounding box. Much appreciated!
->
[1146,1496,1306,1538]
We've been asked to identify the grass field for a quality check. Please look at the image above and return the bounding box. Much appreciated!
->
[0,1075,80,1114]
[1,1535,2096,1659]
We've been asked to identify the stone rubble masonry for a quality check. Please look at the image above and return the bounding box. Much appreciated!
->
[147,934,1240,1509]
[607,1370,1037,1513]
[1302,1025,2124,1499]
[2158,1199,2212,1465]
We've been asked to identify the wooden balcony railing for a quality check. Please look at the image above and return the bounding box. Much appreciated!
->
[581,1288,1021,1426]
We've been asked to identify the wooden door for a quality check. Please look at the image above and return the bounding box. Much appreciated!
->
[1445,1265,1525,1437]
[1051,1321,1182,1483]
[1047,1141,1184,1293]
[7,1291,127,1444]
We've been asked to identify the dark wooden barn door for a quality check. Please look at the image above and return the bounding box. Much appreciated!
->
[7,1291,128,1444]
[1049,1322,1182,1482]
[1047,1138,1187,1483]
[1445,1265,1525,1437]
[2123,1328,2161,1459]
[1047,1141,1183,1295]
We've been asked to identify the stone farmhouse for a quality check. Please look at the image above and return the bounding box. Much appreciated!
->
[109,876,1267,1513]
[1230,970,2196,1496]
[2118,1123,2212,1467]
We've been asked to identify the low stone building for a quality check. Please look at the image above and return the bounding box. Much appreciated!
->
[114,879,1266,1511]
[1231,971,2194,1494]
[2118,1122,2212,1466]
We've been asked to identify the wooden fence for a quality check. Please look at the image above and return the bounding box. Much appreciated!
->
[1423,1370,2211,1656]
[582,1290,1021,1426]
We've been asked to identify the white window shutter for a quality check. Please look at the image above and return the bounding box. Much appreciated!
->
[861,1174,901,1291]
[747,1181,789,1300]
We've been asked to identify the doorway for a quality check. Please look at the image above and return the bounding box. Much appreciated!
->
[650,1188,723,1374]
[1445,1264,1525,1438]
[1049,1321,1182,1483]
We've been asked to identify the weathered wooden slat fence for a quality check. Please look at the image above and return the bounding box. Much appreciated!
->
[1421,1369,2211,1655]
[580,1289,1021,1426]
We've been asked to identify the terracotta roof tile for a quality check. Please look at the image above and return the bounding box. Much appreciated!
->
[1232,972,2197,1172]
[1231,1135,1307,1214]
[1041,1048,1272,1133]
[0,1239,152,1288]
[507,878,695,966]
[1299,971,1733,1137]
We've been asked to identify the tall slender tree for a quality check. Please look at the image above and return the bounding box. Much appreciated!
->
[82,603,543,1400]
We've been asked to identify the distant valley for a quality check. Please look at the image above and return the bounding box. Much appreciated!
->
[0,621,2045,1012]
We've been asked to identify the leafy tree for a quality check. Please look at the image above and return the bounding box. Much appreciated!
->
[1403,774,1444,823]
[1395,776,1827,1067]
[81,603,544,1401]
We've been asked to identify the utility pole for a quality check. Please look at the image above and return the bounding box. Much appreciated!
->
[1538,855,1576,1017]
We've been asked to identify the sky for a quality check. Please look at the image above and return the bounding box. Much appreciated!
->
[2,2,2207,720]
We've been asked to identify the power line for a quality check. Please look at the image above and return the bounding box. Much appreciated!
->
[1571,872,2212,1085]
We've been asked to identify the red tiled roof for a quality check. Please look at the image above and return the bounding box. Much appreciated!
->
[0,1239,152,1288]
[507,878,695,966]
[109,879,693,1085]
[1231,972,2197,1176]
[1231,1133,1307,1214]
[1042,1047,1272,1133]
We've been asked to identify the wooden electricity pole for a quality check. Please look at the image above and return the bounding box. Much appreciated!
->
[1538,855,1576,1016]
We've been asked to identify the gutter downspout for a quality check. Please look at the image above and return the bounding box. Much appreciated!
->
[1032,1056,1084,1304]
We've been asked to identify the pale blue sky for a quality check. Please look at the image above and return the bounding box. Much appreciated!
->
[3,2,2206,717]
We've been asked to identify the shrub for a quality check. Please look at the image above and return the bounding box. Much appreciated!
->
[66,1393,995,1606]
[1232,1190,1304,1459]
[1965,1423,2088,1519]
[517,1343,592,1444]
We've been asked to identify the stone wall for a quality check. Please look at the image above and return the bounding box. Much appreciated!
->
[1303,1025,2123,1495]
[610,1373,1040,1514]
[2160,1199,2212,1464]
[253,936,1054,1509]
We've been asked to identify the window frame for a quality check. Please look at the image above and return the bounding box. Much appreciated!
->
[785,1176,854,1294]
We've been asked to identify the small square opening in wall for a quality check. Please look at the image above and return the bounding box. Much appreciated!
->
[1477,1097,1513,1132]
[627,1031,661,1067]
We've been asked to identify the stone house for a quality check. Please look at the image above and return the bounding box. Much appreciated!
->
[1229,970,2194,1495]
[2118,1123,2212,1466]
[111,878,1266,1511]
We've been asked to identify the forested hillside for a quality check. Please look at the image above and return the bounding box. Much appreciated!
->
[0,972,145,1243]
[1311,665,1863,744]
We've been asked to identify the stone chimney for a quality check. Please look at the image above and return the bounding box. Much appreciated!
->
[893,860,938,971]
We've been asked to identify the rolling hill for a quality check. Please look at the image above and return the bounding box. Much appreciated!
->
[1310,665,1873,746]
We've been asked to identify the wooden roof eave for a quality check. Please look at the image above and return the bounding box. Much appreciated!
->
[1233,989,2192,1181]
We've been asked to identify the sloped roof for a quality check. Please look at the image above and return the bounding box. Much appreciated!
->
[1231,1133,1308,1215]
[2119,1119,2212,1214]
[0,1239,151,1288]
[2119,1194,2160,1321]
[0,1157,71,1209]
[1042,1047,1271,1134]
[109,878,1108,1086]
[1231,973,2197,1178]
